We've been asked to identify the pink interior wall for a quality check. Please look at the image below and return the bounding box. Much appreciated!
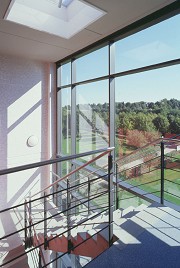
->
[0,54,56,210]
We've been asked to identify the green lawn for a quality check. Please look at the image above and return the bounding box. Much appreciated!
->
[122,168,180,205]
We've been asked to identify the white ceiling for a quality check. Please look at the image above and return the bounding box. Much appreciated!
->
[0,0,176,62]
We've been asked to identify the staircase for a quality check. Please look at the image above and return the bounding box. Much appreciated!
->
[0,140,179,267]
[31,200,150,259]
[1,245,29,268]
[1,200,180,267]
[32,199,109,258]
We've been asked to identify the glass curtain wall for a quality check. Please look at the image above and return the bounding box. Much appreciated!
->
[115,15,180,158]
[56,11,180,268]
[114,14,180,209]
[57,14,180,169]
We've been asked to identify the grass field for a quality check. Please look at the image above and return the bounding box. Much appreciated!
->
[121,167,180,206]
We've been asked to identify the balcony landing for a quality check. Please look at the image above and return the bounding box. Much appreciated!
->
[85,203,180,268]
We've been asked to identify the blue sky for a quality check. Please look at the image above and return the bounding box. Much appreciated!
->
[115,64,180,103]
[61,14,180,104]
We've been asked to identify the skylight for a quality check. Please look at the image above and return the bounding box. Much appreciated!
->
[4,0,106,39]
[62,0,73,7]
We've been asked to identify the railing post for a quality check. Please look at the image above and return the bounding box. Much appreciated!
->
[24,200,27,249]
[67,179,72,253]
[160,141,165,205]
[88,176,90,214]
[108,153,113,247]
[116,163,119,210]
[29,196,32,242]
[38,250,42,268]
[44,192,48,250]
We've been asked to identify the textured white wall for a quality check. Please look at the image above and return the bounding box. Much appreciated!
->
[0,54,56,210]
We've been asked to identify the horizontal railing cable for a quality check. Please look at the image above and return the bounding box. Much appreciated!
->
[1,195,111,267]
[31,148,113,198]
[165,168,180,173]
[22,190,109,231]
[0,169,109,215]
[165,156,180,161]
[165,179,180,185]
[164,191,180,199]
[0,178,110,241]
[117,179,160,191]
[117,191,160,202]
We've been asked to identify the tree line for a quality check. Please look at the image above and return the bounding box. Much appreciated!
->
[62,98,180,139]
[91,98,180,134]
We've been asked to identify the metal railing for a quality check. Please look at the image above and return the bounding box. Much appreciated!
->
[115,137,180,210]
[0,147,114,268]
[0,136,179,267]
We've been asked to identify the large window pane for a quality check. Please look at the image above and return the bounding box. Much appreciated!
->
[115,64,180,159]
[76,46,108,82]
[76,80,109,163]
[61,87,71,155]
[115,15,180,73]
[57,62,71,87]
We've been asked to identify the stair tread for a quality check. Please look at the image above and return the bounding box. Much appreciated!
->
[1,245,28,267]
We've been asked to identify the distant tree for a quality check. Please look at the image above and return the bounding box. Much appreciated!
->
[153,115,170,134]
[127,129,147,148]
[169,116,180,134]
[147,102,156,110]
[134,113,155,132]
[168,98,180,109]
[119,113,134,130]
[144,130,160,142]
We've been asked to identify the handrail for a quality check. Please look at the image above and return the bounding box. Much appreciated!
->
[0,181,109,239]
[115,137,179,209]
[0,151,113,267]
[0,148,114,267]
[0,172,107,214]
[115,137,162,164]
[0,147,112,176]
[115,136,180,164]
[115,138,179,177]
[31,147,114,198]
[117,155,160,173]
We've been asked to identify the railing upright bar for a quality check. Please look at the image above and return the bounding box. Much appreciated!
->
[67,179,72,253]
[161,141,165,204]
[39,250,42,268]
[116,163,119,210]
[88,176,90,214]
[24,200,27,249]
[108,153,113,247]
[44,192,48,250]
[29,195,32,241]
[0,148,116,268]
